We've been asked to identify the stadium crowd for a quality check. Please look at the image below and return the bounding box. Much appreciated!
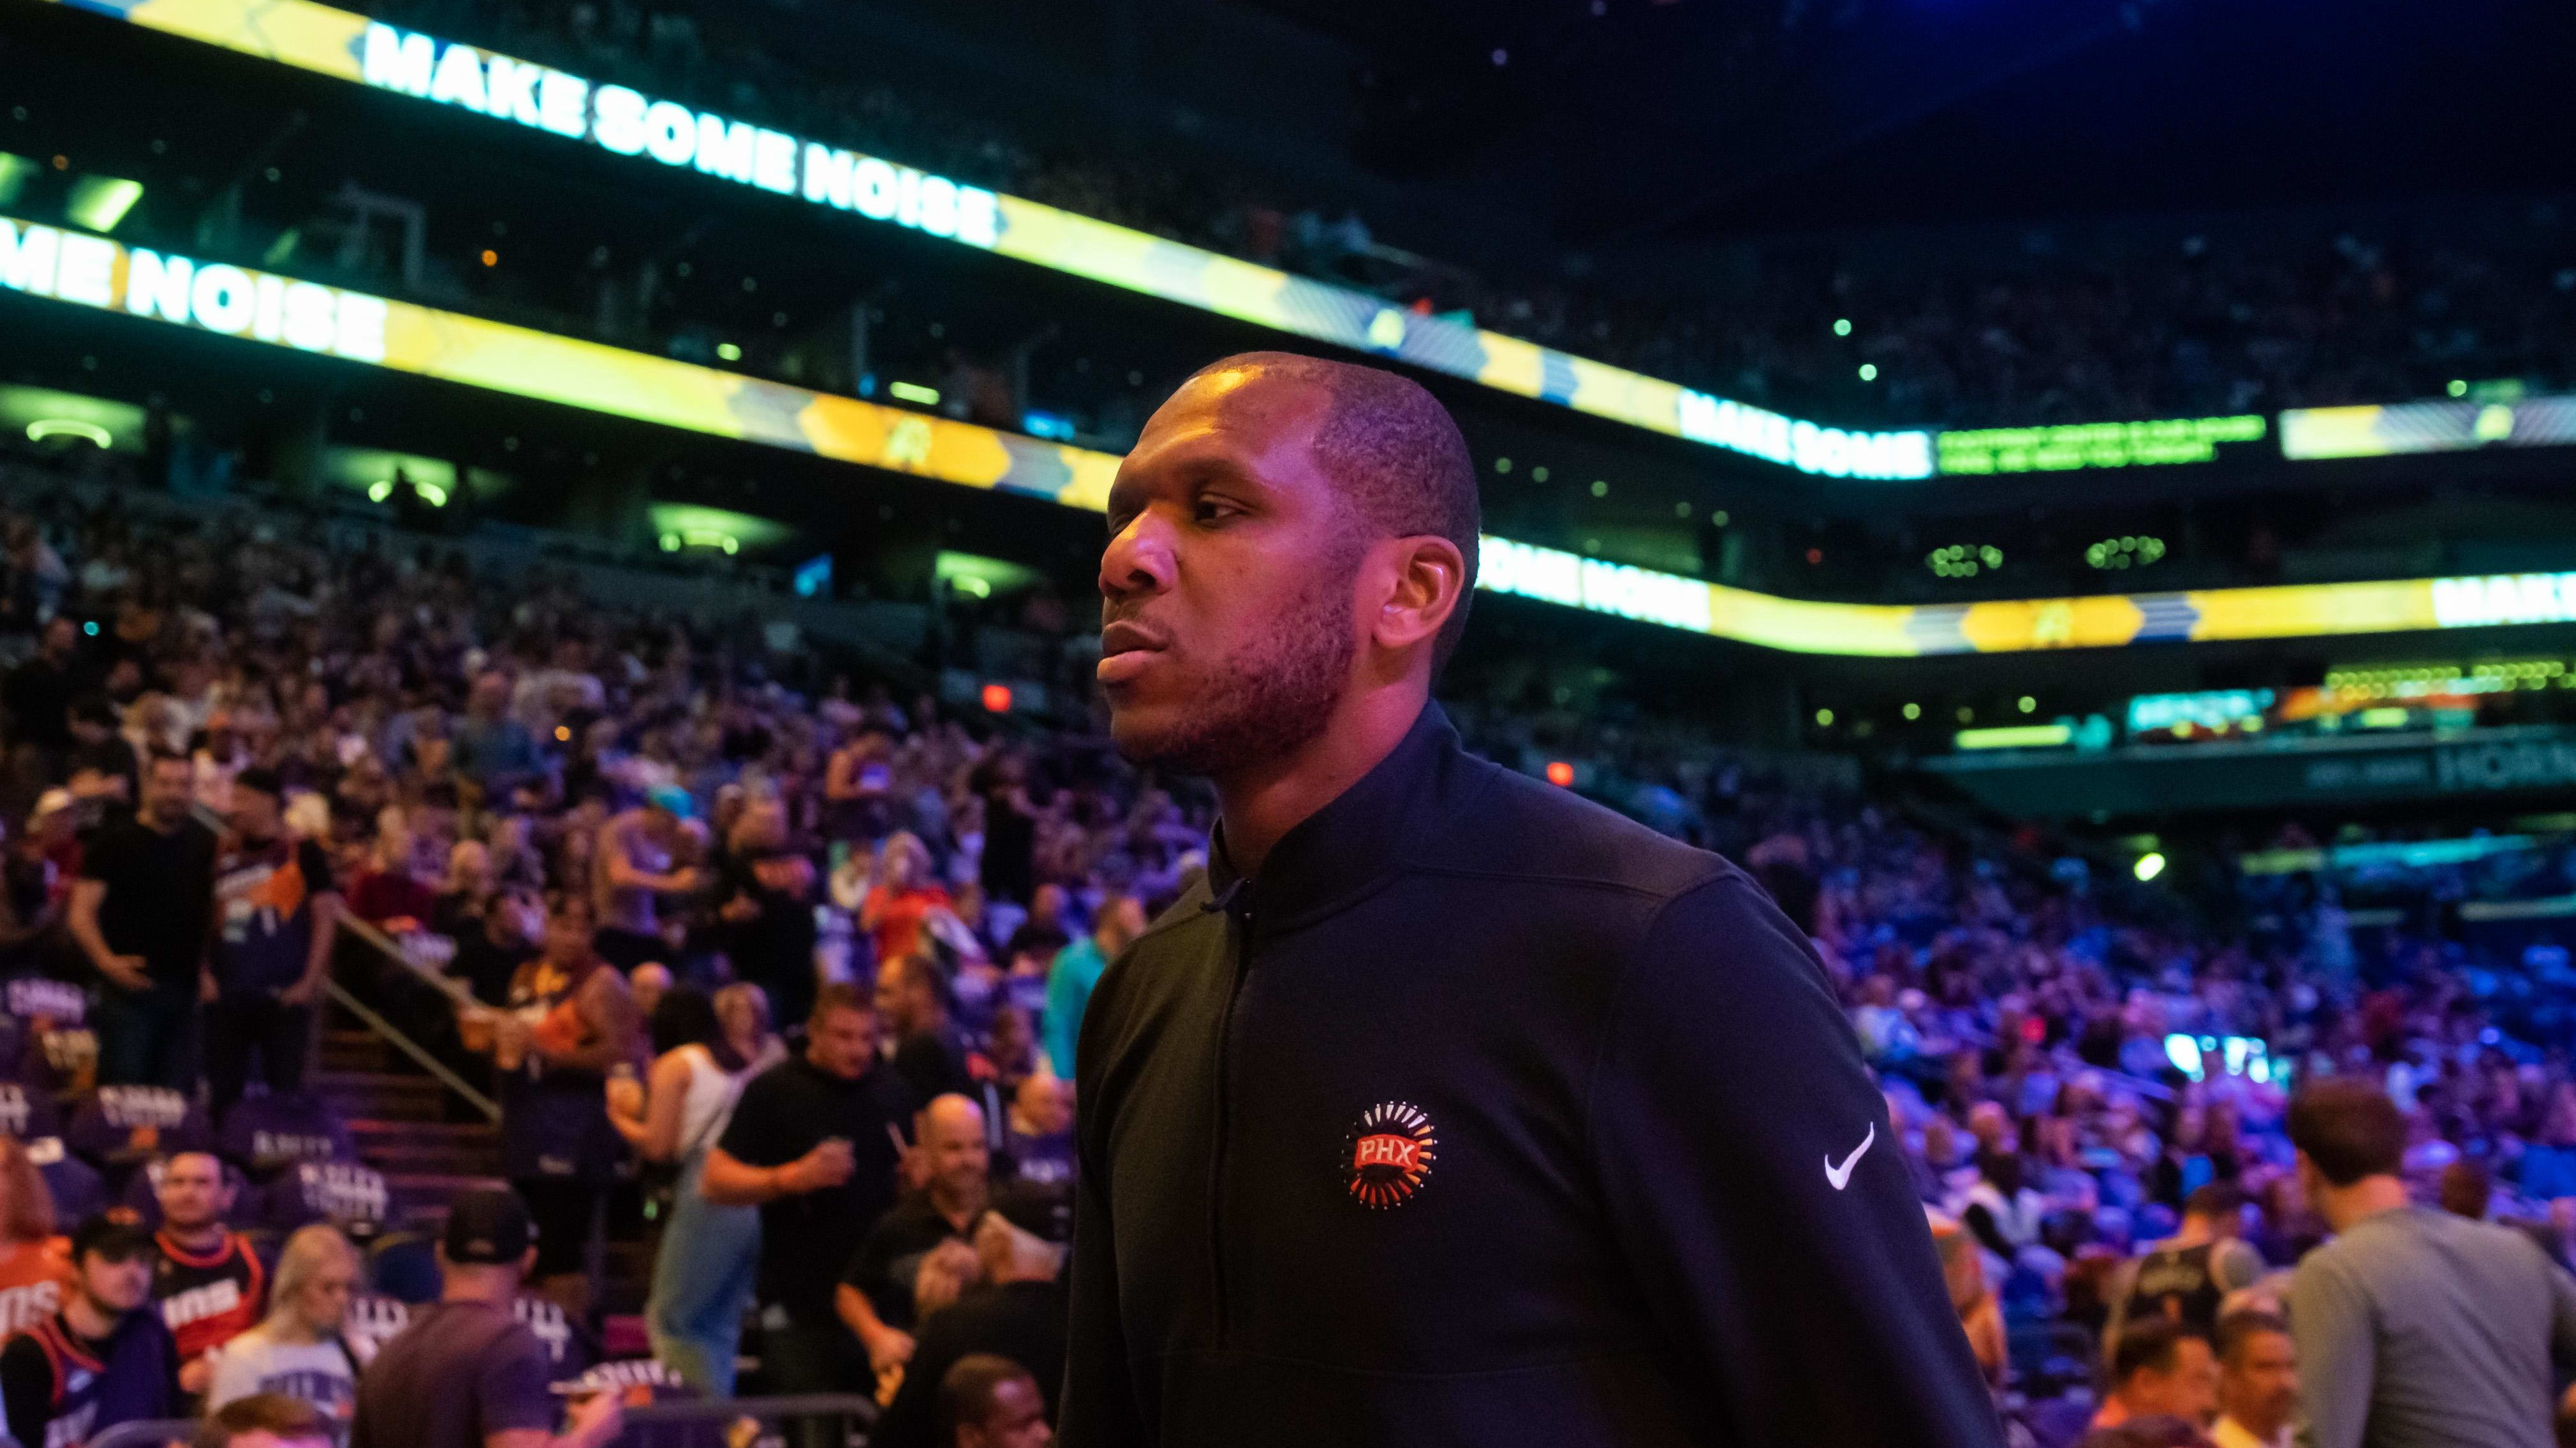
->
[0,437,2564,1447]
[346,0,2576,434]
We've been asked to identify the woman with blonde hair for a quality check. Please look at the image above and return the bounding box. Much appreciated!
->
[0,1136,70,1335]
[858,831,949,969]
[203,1224,362,1428]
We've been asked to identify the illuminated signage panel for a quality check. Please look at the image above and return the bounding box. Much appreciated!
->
[18,212,2576,658]
[2279,395,2576,460]
[1937,415,2266,474]
[45,0,1939,478]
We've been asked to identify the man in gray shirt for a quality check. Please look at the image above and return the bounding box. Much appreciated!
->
[2286,1078,2576,1448]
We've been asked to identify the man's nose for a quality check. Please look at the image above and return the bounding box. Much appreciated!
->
[1100,512,1175,601]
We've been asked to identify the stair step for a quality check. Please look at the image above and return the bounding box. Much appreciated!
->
[316,1071,454,1122]
[349,1119,497,1143]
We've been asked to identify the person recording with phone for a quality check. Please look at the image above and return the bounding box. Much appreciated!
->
[702,984,915,1410]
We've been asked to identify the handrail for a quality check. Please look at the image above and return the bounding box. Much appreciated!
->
[327,912,501,1123]
[323,975,501,1123]
[85,1394,881,1448]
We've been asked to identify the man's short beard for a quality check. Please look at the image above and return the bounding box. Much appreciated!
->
[1114,555,1357,779]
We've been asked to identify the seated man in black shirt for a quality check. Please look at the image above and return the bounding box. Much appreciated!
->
[837,1094,990,1377]
[872,1181,1071,1448]
[702,983,915,1410]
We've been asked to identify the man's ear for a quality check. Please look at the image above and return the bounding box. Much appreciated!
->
[1369,534,1468,653]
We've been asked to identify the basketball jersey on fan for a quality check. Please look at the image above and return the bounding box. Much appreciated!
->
[154,1231,266,1361]
[26,1310,173,1448]
[2123,1240,2225,1334]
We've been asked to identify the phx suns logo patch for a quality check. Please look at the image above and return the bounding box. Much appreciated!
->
[1343,1101,1436,1210]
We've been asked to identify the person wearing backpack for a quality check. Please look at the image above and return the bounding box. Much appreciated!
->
[203,1225,364,1436]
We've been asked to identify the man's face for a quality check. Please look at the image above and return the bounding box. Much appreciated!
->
[158,1152,230,1231]
[960,1377,1052,1448]
[78,1248,152,1313]
[874,963,918,1033]
[808,1005,877,1078]
[543,908,592,965]
[1097,368,1364,777]
[41,618,75,661]
[922,1106,990,1198]
[471,672,510,717]
[2220,1330,2298,1429]
[143,758,195,825]
[2131,1338,2221,1424]
[232,787,281,842]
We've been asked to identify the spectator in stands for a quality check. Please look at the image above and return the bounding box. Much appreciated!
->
[197,1391,338,1448]
[712,796,818,1033]
[1038,896,1139,1081]
[590,786,701,972]
[998,1074,1073,1188]
[860,833,949,967]
[821,729,894,849]
[0,1136,70,1336]
[936,1355,1052,1448]
[702,983,913,1410]
[2285,1078,2576,1448]
[0,1214,180,1448]
[344,818,436,933]
[607,986,770,1394]
[1000,885,1069,975]
[70,750,218,1088]
[2438,1160,2492,1220]
[203,1225,362,1428]
[350,1188,622,1448]
[486,894,640,1320]
[2090,1320,2219,1435]
[2207,1310,2295,1448]
[872,1181,1071,1448]
[207,767,340,1123]
[878,953,974,1106]
[839,1094,991,1371]
[450,671,543,805]
[4,617,85,800]
[451,886,542,1009]
[2102,1183,2267,1357]
[154,1148,268,1395]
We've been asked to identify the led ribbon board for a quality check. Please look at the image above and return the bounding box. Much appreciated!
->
[10,212,2576,658]
[37,0,1936,480]
[2279,395,2576,460]
[0,217,1114,506]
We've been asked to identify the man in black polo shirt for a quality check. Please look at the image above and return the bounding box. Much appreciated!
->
[1061,354,1998,1445]
[70,752,218,1089]
[703,983,915,1405]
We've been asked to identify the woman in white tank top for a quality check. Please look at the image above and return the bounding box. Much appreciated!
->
[608,983,783,1394]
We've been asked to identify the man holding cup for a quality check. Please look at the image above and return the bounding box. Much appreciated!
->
[703,983,916,1406]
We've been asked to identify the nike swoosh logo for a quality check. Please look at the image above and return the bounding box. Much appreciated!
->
[1824,1123,1876,1192]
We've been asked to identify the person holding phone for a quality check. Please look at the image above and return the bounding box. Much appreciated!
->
[702,984,915,1412]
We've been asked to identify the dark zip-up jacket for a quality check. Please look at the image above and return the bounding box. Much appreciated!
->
[1061,703,1999,1446]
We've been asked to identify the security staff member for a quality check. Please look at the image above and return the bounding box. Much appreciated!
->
[1062,353,1999,1446]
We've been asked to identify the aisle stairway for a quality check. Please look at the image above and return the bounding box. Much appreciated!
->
[314,1027,655,1324]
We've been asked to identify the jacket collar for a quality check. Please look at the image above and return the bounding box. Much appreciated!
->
[1205,699,1463,931]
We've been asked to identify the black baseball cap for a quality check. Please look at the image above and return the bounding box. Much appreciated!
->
[71,1212,155,1263]
[984,1180,1073,1246]
[443,1187,533,1264]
